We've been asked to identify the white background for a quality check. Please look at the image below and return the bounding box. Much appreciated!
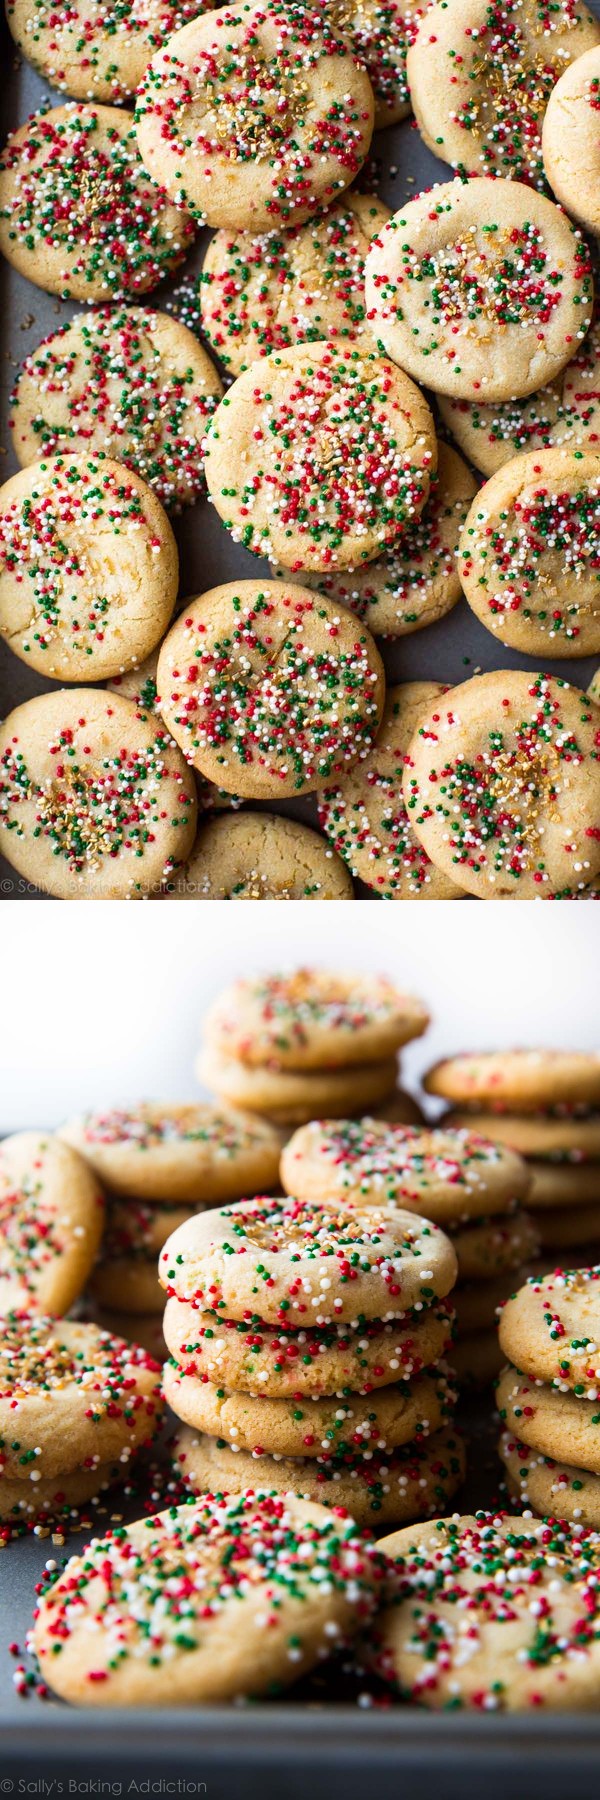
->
[1,902,598,1130]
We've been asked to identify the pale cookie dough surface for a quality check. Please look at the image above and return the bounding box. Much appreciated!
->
[0,1132,104,1317]
[543,45,600,236]
[0,1313,162,1481]
[0,1458,118,1525]
[0,453,178,683]
[369,1511,600,1708]
[60,1103,281,1203]
[528,1160,600,1208]
[0,104,194,301]
[364,177,593,402]
[204,969,428,1070]
[403,672,600,899]
[318,682,467,899]
[157,581,385,800]
[407,0,600,187]
[91,1258,164,1314]
[498,1362,600,1474]
[164,811,354,899]
[499,1267,600,1393]
[501,1429,600,1525]
[197,1046,399,1124]
[458,448,600,658]
[162,1293,454,1396]
[159,1196,459,1326]
[199,194,390,374]
[452,1210,539,1281]
[446,1328,504,1386]
[5,0,208,102]
[162,1363,454,1455]
[437,309,600,476]
[0,689,197,901]
[34,1490,384,1706]
[281,1119,530,1221]
[445,1109,600,1160]
[10,309,223,512]
[203,342,436,571]
[173,1423,466,1528]
[427,1050,600,1112]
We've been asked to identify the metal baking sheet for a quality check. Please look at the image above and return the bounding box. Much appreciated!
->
[1,14,599,897]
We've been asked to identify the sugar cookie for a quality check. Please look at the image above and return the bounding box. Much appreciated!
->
[543,45,600,237]
[426,1050,600,1112]
[458,448,600,658]
[60,1103,281,1202]
[0,1132,104,1316]
[282,1119,530,1221]
[197,1046,399,1124]
[437,310,600,477]
[0,1458,117,1525]
[316,0,424,130]
[445,1109,600,1161]
[498,1363,600,1474]
[499,1267,600,1394]
[164,811,354,899]
[403,672,600,899]
[0,1313,162,1481]
[452,1211,539,1281]
[5,0,205,102]
[86,1306,166,1363]
[163,1363,454,1455]
[205,969,428,1070]
[501,1429,600,1526]
[103,1202,194,1259]
[365,178,593,401]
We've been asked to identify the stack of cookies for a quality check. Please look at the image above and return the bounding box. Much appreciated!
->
[59,1102,281,1357]
[197,969,429,1130]
[426,1050,600,1275]
[497,1267,600,1530]
[281,1117,536,1388]
[160,1192,465,1531]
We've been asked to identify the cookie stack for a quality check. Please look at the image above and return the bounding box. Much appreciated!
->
[426,1050,600,1275]
[160,1193,465,1531]
[197,969,429,1129]
[281,1116,536,1387]
[497,1267,600,1529]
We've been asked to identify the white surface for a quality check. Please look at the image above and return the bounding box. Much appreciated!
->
[1,902,598,1130]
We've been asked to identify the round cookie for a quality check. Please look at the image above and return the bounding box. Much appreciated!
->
[162,1293,454,1396]
[407,0,600,187]
[59,1103,281,1203]
[87,1308,166,1362]
[0,1132,104,1317]
[498,1363,600,1474]
[0,453,178,683]
[204,969,428,1070]
[445,1109,600,1161]
[203,342,436,571]
[0,1458,118,1526]
[0,690,197,901]
[33,1490,384,1706]
[316,0,424,131]
[529,1162,600,1210]
[0,104,194,302]
[199,194,390,375]
[103,1200,194,1259]
[533,1203,600,1249]
[173,1423,466,1528]
[9,309,223,512]
[437,309,600,478]
[318,683,467,899]
[163,1364,454,1456]
[403,671,600,899]
[106,658,243,817]
[364,178,593,402]
[281,1119,530,1222]
[543,46,600,237]
[157,581,385,800]
[5,0,205,102]
[197,1046,399,1125]
[447,1329,504,1386]
[369,1511,600,1707]
[159,1196,459,1326]
[426,1050,600,1112]
[458,448,600,658]
[0,1313,162,1482]
[501,1429,600,1526]
[163,812,354,900]
[90,1257,164,1314]
[499,1267,600,1394]
[134,3,374,231]
[452,1211,539,1281]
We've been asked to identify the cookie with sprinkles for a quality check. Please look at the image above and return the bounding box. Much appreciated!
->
[499,1266,600,1393]
[458,446,600,658]
[445,1108,600,1161]
[156,581,385,799]
[163,811,354,899]
[6,0,208,103]
[33,1489,385,1705]
[162,1292,455,1397]
[369,1510,600,1708]
[364,176,593,402]
[9,308,223,513]
[204,969,429,1069]
[134,1,375,231]
[198,193,390,375]
[0,1132,104,1317]
[197,1044,399,1123]
[0,104,194,302]
[173,1422,467,1526]
[86,1308,167,1363]
[159,1195,458,1326]
[59,1102,281,1202]
[426,1049,600,1111]
[497,1362,600,1473]
[407,0,600,188]
[500,1429,600,1525]
[281,1119,531,1222]
[0,453,179,683]
[317,683,467,899]
[437,306,600,477]
[314,0,425,129]
[106,654,243,816]
[452,1210,539,1279]
[102,1199,193,1259]
[402,670,600,899]
[163,1363,455,1456]
[0,1458,118,1526]
[0,688,197,900]
[0,1313,162,1484]
[543,45,600,236]
[203,342,436,571]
